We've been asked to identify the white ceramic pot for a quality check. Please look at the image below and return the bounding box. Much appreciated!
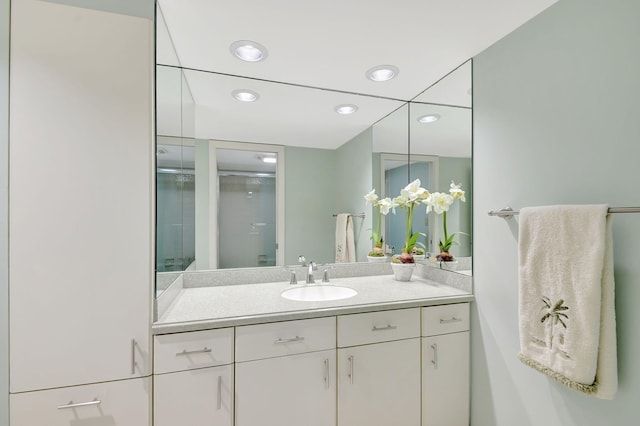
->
[390,262,415,281]
[367,255,388,263]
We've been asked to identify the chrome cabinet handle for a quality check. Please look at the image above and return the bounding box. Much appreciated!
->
[58,399,101,410]
[431,343,438,369]
[217,375,222,410]
[131,339,137,375]
[439,317,462,324]
[274,336,304,344]
[176,347,213,356]
[348,355,354,384]
[372,324,397,332]
[324,358,330,388]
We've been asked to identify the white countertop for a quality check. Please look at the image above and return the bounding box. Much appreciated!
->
[154,274,473,334]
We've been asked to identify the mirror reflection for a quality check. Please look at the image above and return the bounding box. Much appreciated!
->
[155,3,472,282]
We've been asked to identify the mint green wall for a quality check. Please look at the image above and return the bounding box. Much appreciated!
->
[194,139,211,269]
[1,0,8,422]
[473,0,640,424]
[335,128,373,261]
[439,157,472,257]
[284,146,336,265]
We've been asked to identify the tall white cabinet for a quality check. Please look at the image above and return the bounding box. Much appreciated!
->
[8,0,153,424]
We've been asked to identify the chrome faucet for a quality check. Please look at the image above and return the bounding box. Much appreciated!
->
[306,261,317,284]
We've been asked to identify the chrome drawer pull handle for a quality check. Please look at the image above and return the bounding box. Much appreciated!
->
[274,336,305,344]
[324,358,330,388]
[372,324,397,332]
[58,399,101,410]
[176,347,212,356]
[431,343,438,369]
[131,339,137,375]
[348,355,354,384]
[439,317,462,324]
[217,375,222,410]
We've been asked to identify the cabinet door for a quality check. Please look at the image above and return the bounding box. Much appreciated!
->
[10,377,150,426]
[235,349,336,426]
[154,365,233,426]
[338,338,420,426]
[9,0,153,392]
[422,331,470,426]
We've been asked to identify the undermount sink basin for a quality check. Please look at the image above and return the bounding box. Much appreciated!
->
[281,285,357,302]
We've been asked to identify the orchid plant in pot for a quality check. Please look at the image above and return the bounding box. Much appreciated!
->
[425,181,466,262]
[390,179,430,265]
[364,189,392,260]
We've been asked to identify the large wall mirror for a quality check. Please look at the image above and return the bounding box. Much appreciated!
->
[155,0,472,293]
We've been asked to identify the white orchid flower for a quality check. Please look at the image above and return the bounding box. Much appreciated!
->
[400,178,429,203]
[392,194,409,208]
[364,189,379,204]
[400,179,421,202]
[425,192,454,214]
[378,197,393,215]
[449,181,466,202]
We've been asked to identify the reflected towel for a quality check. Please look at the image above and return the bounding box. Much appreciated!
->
[518,205,617,399]
[335,213,356,263]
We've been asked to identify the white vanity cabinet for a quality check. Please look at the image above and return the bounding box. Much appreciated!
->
[234,317,336,426]
[337,309,422,426]
[421,303,470,426]
[154,329,235,426]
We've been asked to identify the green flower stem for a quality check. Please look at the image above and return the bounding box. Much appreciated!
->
[442,210,448,248]
[404,205,414,253]
[376,208,382,246]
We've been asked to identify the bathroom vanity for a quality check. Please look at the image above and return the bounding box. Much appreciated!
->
[153,271,472,426]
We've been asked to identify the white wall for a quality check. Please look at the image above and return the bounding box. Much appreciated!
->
[472,0,640,424]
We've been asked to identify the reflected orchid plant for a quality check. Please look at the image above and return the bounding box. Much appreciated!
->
[364,189,393,256]
[424,181,466,260]
[391,179,430,262]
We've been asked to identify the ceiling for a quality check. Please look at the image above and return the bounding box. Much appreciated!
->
[156,0,557,152]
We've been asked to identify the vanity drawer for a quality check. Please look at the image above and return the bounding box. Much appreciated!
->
[154,328,234,374]
[235,317,336,362]
[422,303,470,336]
[10,377,150,426]
[337,308,420,348]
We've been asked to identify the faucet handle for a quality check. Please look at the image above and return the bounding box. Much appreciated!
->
[321,265,335,283]
[298,255,307,267]
[284,268,297,284]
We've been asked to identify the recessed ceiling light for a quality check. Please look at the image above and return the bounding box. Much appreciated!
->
[261,156,277,164]
[418,114,441,123]
[366,65,399,82]
[232,89,259,102]
[335,104,358,115]
[230,40,268,62]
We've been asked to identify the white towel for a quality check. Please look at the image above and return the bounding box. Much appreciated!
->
[518,205,617,399]
[335,213,356,263]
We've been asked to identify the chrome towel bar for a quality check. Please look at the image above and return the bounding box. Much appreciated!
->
[488,206,640,219]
